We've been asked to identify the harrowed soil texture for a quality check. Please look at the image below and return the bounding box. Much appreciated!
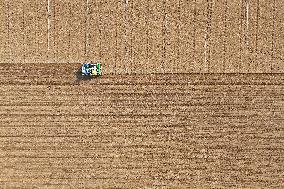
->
[0,63,283,188]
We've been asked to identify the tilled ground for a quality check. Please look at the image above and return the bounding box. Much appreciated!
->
[0,64,283,188]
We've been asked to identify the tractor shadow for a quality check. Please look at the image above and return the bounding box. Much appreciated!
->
[74,68,100,85]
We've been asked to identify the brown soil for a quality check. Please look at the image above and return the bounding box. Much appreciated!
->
[0,0,284,188]
[0,1,284,73]
[0,64,283,188]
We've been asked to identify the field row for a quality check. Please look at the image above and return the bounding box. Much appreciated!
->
[0,65,283,187]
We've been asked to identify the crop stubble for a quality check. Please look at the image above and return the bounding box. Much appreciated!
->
[0,0,283,73]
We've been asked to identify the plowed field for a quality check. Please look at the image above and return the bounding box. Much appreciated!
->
[0,64,283,188]
[1,0,284,188]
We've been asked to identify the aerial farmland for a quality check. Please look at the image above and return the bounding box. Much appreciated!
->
[0,0,283,188]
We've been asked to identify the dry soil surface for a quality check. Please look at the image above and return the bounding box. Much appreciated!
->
[1,0,284,73]
[0,64,283,188]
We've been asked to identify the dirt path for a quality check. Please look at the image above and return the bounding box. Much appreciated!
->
[0,64,283,188]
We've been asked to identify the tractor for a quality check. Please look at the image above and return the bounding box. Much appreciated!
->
[81,62,102,76]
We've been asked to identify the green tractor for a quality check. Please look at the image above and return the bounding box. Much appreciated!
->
[81,62,102,76]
